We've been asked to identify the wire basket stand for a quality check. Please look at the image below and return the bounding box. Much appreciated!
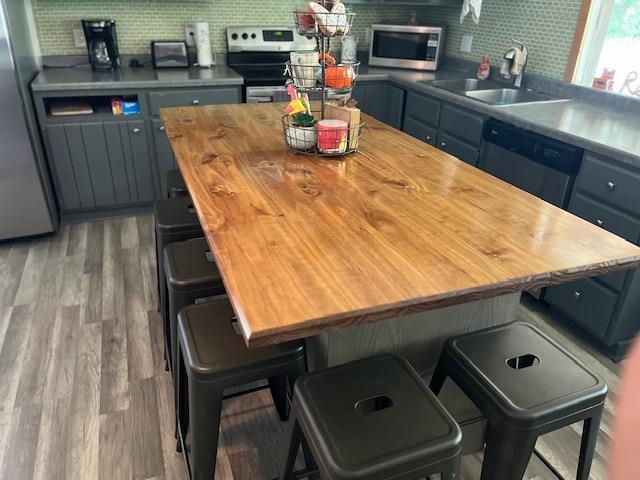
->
[282,5,363,157]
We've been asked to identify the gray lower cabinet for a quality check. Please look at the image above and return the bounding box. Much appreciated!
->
[437,132,479,166]
[45,120,154,212]
[352,82,405,130]
[401,89,484,165]
[546,151,640,360]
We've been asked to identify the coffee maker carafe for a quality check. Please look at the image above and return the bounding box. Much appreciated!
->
[82,19,120,71]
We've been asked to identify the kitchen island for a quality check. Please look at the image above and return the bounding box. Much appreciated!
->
[162,102,640,451]
[162,102,640,357]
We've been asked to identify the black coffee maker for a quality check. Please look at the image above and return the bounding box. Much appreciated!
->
[82,19,120,71]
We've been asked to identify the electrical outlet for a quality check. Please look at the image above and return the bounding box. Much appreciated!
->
[185,26,196,47]
[73,28,85,48]
[461,35,473,53]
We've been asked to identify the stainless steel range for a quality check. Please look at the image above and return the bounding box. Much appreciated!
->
[226,26,315,103]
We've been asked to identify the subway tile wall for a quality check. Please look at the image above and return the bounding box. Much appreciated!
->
[32,0,580,80]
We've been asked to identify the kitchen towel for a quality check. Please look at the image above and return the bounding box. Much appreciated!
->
[460,0,482,24]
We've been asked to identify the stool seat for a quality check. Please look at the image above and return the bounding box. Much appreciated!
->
[167,168,188,198]
[445,322,607,429]
[154,197,201,234]
[281,354,461,480]
[179,301,305,382]
[430,321,607,480]
[176,300,307,479]
[164,238,223,292]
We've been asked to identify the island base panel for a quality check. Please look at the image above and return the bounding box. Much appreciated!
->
[305,292,521,454]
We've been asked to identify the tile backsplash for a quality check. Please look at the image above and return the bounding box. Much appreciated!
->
[32,0,581,80]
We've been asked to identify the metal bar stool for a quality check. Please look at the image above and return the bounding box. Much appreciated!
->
[279,354,462,480]
[167,168,188,198]
[176,299,307,480]
[154,197,202,369]
[429,322,607,480]
[164,237,226,380]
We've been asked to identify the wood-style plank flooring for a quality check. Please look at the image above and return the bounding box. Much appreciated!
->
[0,215,617,479]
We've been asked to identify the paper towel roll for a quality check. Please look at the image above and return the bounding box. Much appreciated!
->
[194,21,213,68]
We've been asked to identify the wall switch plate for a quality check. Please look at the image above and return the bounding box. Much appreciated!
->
[73,28,85,48]
[461,34,473,53]
[185,26,196,47]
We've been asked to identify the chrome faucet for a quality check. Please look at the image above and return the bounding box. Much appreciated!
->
[501,40,528,88]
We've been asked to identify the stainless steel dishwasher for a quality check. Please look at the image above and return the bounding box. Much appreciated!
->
[479,119,583,209]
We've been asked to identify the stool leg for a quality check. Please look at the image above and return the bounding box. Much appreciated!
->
[175,341,188,453]
[481,422,536,480]
[429,356,448,395]
[441,454,461,480]
[188,379,223,480]
[577,408,603,480]
[269,375,289,421]
[279,413,303,480]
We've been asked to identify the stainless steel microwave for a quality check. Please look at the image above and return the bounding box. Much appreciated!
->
[369,24,445,71]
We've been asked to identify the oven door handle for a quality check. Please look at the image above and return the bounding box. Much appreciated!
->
[247,96,274,103]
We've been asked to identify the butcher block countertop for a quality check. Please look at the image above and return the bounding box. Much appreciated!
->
[161,103,640,347]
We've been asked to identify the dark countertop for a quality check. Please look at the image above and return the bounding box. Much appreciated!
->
[31,64,244,92]
[31,63,640,167]
[358,65,640,168]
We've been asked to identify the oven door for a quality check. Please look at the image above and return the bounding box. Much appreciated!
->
[369,25,444,70]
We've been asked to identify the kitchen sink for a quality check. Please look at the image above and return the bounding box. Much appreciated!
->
[426,78,507,92]
[464,88,568,106]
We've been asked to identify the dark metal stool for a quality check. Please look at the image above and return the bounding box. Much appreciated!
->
[177,300,307,480]
[280,354,462,480]
[167,168,188,198]
[429,322,607,480]
[164,237,226,382]
[154,197,202,370]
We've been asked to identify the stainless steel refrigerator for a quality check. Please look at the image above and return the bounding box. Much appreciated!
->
[0,0,57,240]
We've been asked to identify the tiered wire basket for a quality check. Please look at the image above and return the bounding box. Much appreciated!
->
[282,2,364,157]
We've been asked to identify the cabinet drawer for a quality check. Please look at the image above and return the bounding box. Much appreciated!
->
[439,105,484,146]
[404,91,441,128]
[569,193,640,244]
[576,153,640,217]
[546,278,617,340]
[438,132,479,166]
[403,117,437,146]
[149,87,240,115]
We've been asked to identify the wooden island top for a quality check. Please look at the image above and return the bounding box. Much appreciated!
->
[161,103,640,347]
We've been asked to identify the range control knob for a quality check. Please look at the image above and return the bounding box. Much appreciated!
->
[251,33,257,39]
[242,33,249,40]
[231,33,238,40]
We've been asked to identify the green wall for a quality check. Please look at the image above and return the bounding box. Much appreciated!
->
[32,0,581,80]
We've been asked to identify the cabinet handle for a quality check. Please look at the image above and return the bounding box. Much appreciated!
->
[192,99,200,105]
[596,219,603,227]
[132,128,141,135]
[440,141,447,148]
[607,181,615,191]
[159,126,165,132]
[573,291,581,300]
[426,135,432,141]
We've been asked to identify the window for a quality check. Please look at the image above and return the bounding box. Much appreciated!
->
[568,0,640,97]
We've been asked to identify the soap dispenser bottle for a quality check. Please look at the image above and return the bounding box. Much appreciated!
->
[477,55,491,80]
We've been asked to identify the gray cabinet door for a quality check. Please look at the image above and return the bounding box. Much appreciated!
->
[152,119,177,198]
[403,117,437,146]
[351,82,404,129]
[437,132,480,166]
[45,120,154,212]
[546,278,618,341]
[404,91,441,128]
[576,153,640,217]
[148,87,241,115]
[439,104,484,146]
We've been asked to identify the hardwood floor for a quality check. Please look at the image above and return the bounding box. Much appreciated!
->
[0,215,617,479]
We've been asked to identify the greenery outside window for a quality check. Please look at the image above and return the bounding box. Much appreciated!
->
[568,0,640,97]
